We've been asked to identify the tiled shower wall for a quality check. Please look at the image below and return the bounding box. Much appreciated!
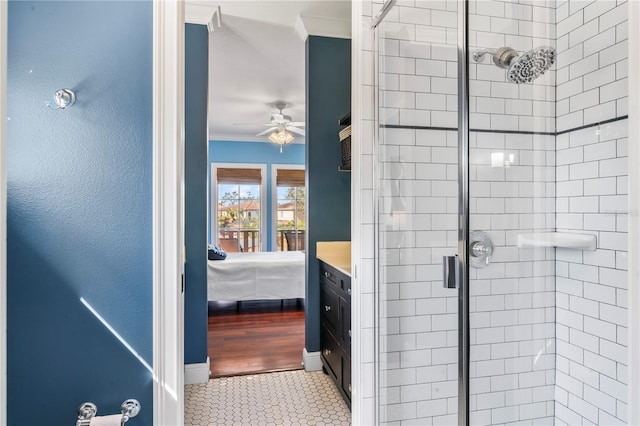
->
[554,1,628,424]
[358,0,628,424]
[467,2,557,424]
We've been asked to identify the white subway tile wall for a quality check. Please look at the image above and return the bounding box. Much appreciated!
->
[359,0,627,424]
[556,0,628,133]
[554,0,628,423]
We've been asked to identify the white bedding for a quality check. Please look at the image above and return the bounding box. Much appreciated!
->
[207,251,305,301]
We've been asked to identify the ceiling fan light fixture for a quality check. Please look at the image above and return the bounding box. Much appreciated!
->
[268,129,294,152]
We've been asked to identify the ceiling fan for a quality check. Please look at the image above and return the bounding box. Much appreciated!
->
[256,102,305,138]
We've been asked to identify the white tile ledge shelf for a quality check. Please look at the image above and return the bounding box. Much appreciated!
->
[517,232,597,251]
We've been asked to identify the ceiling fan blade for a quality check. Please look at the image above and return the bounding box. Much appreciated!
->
[257,127,278,136]
[288,122,305,127]
[287,126,305,136]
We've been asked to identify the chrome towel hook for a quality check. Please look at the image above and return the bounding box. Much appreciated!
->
[47,88,76,110]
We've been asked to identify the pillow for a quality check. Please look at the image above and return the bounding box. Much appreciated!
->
[208,244,227,260]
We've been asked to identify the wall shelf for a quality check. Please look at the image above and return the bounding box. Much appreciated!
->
[516,232,597,251]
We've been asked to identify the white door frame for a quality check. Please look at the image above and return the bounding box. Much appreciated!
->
[0,1,186,425]
[350,0,365,424]
[152,0,185,424]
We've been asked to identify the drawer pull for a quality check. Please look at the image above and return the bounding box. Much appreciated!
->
[324,349,331,356]
[325,305,332,312]
[348,384,352,392]
[324,271,331,278]
[348,329,351,338]
[347,288,351,295]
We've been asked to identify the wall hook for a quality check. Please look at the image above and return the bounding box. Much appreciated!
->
[47,88,76,110]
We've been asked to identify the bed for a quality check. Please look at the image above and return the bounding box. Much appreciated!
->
[207,251,305,301]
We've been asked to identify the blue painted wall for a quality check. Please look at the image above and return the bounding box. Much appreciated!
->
[184,25,209,365]
[7,2,153,425]
[306,36,351,353]
[209,140,305,250]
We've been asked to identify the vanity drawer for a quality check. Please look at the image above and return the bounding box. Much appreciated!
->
[340,297,351,352]
[321,328,341,382]
[320,264,337,285]
[342,356,351,402]
[339,274,351,300]
[321,284,339,333]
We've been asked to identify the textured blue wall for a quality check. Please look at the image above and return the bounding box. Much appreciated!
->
[306,36,351,352]
[184,25,209,365]
[7,2,153,425]
[209,140,305,250]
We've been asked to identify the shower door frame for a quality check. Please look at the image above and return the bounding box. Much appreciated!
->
[456,1,470,425]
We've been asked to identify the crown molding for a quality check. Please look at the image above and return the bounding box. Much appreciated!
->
[294,14,351,42]
[185,1,221,32]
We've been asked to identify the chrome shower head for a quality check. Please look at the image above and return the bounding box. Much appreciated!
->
[473,46,556,84]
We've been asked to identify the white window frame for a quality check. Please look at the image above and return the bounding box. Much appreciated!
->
[211,162,267,252]
[271,164,305,252]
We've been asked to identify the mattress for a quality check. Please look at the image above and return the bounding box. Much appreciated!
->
[207,251,305,301]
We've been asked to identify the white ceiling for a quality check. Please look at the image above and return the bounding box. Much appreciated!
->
[205,1,351,143]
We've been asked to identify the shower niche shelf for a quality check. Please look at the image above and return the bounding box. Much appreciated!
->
[517,232,597,251]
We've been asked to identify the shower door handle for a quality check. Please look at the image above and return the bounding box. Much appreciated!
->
[442,255,459,289]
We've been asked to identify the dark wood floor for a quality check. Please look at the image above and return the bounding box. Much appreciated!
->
[208,299,305,378]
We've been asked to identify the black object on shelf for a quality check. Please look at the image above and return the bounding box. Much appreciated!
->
[337,113,351,126]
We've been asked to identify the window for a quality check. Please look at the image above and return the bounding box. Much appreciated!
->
[214,165,265,252]
[274,167,305,251]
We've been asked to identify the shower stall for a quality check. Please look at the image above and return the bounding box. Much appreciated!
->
[369,0,629,424]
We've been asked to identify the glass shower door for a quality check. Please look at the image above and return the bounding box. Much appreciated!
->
[374,3,461,424]
[373,1,557,425]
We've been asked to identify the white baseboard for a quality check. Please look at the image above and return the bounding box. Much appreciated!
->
[185,357,210,384]
[303,349,322,372]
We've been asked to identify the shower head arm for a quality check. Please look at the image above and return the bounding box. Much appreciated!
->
[472,49,496,63]
[473,47,519,69]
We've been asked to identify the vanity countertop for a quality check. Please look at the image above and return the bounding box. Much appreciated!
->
[316,241,351,276]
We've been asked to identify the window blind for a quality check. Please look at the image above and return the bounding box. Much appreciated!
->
[276,169,305,187]
[217,168,262,184]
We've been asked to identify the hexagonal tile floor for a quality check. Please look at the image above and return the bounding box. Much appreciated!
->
[185,370,351,425]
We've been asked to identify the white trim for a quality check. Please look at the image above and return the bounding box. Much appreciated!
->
[270,164,305,252]
[184,357,210,385]
[211,162,267,252]
[294,14,352,41]
[185,0,221,32]
[0,1,7,424]
[350,1,364,424]
[302,349,322,372]
[628,2,640,423]
[153,0,185,425]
